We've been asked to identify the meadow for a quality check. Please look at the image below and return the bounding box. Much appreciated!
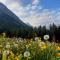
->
[0,34,60,60]
[0,1,60,60]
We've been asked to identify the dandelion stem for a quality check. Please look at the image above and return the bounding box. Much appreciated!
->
[26,57,28,60]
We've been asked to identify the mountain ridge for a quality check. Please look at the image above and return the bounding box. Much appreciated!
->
[0,3,31,33]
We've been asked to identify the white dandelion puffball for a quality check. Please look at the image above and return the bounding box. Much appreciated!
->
[6,44,10,49]
[4,50,9,55]
[35,37,39,41]
[24,51,30,57]
[43,35,49,40]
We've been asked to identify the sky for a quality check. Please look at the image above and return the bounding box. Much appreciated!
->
[0,0,60,27]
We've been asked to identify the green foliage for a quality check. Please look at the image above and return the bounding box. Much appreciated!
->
[0,37,59,60]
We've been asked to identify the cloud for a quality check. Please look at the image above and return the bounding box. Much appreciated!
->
[22,9,60,27]
[1,0,60,27]
[32,0,39,5]
[0,0,6,4]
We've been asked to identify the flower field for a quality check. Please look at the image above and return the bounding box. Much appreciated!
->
[0,37,60,60]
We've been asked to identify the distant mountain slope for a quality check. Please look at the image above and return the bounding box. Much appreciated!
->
[0,3,31,32]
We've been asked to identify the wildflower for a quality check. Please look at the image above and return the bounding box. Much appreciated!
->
[38,42,45,47]
[56,47,60,50]
[37,40,41,43]
[19,40,23,42]
[19,54,23,57]
[15,56,19,60]
[8,51,14,60]
[56,53,60,57]
[41,45,47,50]
[28,43,31,47]
[3,50,10,55]
[35,37,39,41]
[26,45,29,49]
[24,51,30,57]
[9,51,14,57]
[43,35,49,40]
[6,44,10,49]
[38,41,47,50]
[2,33,6,37]
[14,44,18,47]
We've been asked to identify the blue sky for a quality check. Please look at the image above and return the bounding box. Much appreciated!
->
[18,0,60,9]
[20,0,32,6]
[0,0,60,27]
[41,0,60,9]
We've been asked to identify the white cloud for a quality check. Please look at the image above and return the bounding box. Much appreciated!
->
[0,0,60,27]
[0,0,6,4]
[22,9,60,27]
[32,0,39,5]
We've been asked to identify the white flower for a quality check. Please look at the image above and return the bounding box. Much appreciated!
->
[19,40,23,42]
[6,44,10,49]
[24,51,30,57]
[2,33,6,37]
[39,42,45,47]
[43,35,49,40]
[14,44,18,47]
[35,37,39,41]
[4,50,10,55]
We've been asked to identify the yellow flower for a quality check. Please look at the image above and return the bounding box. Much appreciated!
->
[38,42,45,47]
[56,53,60,57]
[37,40,41,43]
[26,45,29,48]
[29,43,31,46]
[15,56,19,60]
[10,51,14,57]
[41,45,47,50]
[0,45,3,47]
[56,47,60,50]
[8,51,14,60]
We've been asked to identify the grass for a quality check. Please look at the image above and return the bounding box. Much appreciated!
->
[0,36,60,60]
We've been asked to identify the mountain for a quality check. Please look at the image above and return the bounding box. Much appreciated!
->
[0,3,31,33]
[26,22,32,27]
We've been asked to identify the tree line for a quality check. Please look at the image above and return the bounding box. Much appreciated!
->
[0,23,60,42]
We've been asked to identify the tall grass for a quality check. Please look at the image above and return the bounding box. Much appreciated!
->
[0,36,60,60]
